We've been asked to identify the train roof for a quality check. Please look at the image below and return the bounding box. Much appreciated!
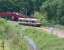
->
[0,12,36,18]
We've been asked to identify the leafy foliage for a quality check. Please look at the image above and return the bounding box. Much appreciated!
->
[0,0,43,16]
[41,0,64,25]
[34,12,50,26]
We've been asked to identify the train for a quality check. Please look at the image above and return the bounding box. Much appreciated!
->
[0,12,42,27]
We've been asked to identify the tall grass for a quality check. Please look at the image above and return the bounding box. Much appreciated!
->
[0,19,28,50]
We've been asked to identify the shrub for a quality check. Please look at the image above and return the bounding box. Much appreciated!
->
[34,12,50,26]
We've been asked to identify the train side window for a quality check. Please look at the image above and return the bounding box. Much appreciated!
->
[19,20,22,21]
[25,20,29,22]
[1,16,13,20]
[32,21,35,23]
[19,20,24,22]
[29,20,36,23]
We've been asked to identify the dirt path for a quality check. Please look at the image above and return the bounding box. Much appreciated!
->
[20,25,64,38]
[41,27,64,38]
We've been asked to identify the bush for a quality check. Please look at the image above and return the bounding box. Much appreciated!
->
[34,12,50,26]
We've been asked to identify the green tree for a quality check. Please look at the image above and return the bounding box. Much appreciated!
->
[0,0,43,16]
[41,0,64,25]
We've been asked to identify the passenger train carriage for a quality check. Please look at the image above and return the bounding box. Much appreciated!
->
[0,12,42,27]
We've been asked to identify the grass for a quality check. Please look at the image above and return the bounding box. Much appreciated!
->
[20,27,64,50]
[1,19,64,50]
[0,19,28,50]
